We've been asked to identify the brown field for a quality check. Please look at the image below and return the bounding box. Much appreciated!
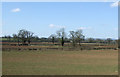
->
[2,49,118,75]
[2,41,118,75]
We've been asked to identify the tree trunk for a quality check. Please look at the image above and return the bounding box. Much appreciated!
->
[28,40,31,45]
[61,37,64,46]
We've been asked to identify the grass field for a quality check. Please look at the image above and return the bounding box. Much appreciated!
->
[2,50,118,75]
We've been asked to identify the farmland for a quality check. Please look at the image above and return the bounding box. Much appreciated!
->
[2,49,118,75]
[2,41,118,51]
[1,28,119,75]
[2,2,119,76]
[1,34,119,75]
[2,38,118,75]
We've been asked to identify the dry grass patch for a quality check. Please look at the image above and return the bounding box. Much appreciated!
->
[2,50,118,75]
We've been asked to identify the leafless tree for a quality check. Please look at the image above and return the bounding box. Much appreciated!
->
[56,28,66,46]
[69,31,76,47]
[75,29,85,46]
[49,34,56,44]
[12,34,17,42]
[18,29,34,45]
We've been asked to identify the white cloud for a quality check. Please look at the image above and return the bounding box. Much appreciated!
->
[49,24,66,28]
[49,24,55,28]
[77,27,92,30]
[110,1,119,7]
[78,27,87,30]
[11,8,21,12]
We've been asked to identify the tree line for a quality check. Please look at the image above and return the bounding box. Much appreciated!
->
[2,28,118,46]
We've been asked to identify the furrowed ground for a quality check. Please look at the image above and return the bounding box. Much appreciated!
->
[2,50,118,75]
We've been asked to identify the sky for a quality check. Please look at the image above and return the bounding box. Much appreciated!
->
[2,2,118,39]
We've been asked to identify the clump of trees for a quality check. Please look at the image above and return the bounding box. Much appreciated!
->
[48,28,66,46]
[18,29,34,45]
[69,29,85,47]
[2,28,118,47]
[12,29,35,45]
[49,28,85,47]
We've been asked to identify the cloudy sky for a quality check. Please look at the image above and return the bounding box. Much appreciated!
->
[2,2,118,39]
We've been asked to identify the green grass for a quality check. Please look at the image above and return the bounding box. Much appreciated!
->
[1,38,15,41]
[1,38,8,41]
[2,50,118,75]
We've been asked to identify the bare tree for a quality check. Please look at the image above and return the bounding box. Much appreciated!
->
[18,29,27,45]
[69,29,84,47]
[69,31,76,47]
[75,29,85,46]
[49,34,56,44]
[18,29,34,45]
[56,28,66,46]
[27,31,34,45]
[12,34,17,42]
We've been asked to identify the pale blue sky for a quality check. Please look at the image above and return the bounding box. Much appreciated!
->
[2,2,118,39]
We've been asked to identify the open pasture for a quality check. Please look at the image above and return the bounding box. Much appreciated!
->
[2,50,118,75]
